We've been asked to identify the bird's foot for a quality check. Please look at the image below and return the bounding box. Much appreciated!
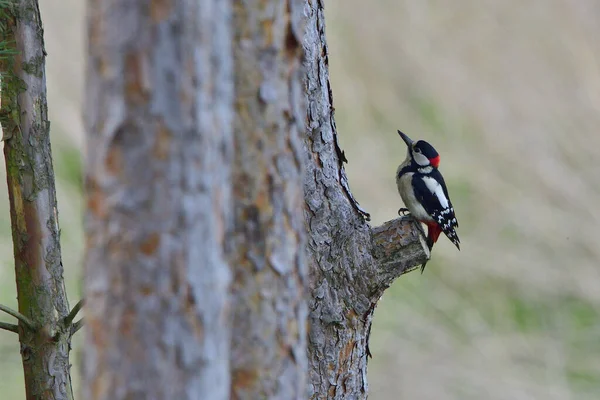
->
[397,207,410,216]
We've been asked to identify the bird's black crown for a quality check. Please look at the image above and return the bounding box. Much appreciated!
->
[414,140,439,159]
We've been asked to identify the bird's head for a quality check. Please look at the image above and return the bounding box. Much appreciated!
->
[398,130,440,168]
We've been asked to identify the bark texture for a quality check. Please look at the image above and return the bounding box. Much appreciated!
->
[81,0,428,399]
[302,1,428,398]
[82,0,233,399]
[229,1,308,398]
[0,1,75,399]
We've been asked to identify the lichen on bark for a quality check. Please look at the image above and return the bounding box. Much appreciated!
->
[0,1,75,399]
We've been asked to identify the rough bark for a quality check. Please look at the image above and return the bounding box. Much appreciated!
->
[82,0,233,399]
[75,0,428,399]
[229,1,308,398]
[302,1,429,398]
[0,1,76,399]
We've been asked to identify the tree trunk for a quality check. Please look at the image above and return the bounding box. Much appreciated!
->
[229,1,308,399]
[302,1,429,398]
[81,0,427,398]
[82,0,234,399]
[0,1,77,399]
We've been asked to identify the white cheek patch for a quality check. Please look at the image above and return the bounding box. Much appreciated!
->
[413,152,430,166]
[422,176,449,208]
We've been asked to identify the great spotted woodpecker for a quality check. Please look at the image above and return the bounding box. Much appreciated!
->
[396,130,460,272]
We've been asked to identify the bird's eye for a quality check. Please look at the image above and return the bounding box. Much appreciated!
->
[413,146,421,154]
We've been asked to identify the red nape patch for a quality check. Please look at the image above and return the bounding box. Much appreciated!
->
[426,222,442,244]
[429,155,440,168]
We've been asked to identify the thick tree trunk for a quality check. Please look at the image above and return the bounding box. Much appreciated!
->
[228,1,308,398]
[302,1,429,398]
[82,1,233,399]
[0,1,76,399]
[81,0,426,398]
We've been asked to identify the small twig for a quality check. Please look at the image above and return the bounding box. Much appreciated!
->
[0,304,35,330]
[64,299,84,326]
[71,318,84,335]
[0,321,18,334]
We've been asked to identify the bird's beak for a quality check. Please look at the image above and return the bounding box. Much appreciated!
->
[397,130,413,147]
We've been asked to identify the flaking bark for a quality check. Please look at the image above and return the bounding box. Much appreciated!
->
[0,1,75,399]
[229,1,308,398]
[302,1,429,398]
[82,0,234,399]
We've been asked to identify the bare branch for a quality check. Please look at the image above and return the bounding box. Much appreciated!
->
[0,304,35,330]
[72,318,84,335]
[0,321,18,334]
[370,216,430,292]
[64,299,84,327]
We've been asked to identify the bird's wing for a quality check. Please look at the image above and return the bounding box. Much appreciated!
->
[412,171,460,248]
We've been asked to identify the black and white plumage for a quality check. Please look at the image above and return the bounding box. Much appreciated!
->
[395,130,460,272]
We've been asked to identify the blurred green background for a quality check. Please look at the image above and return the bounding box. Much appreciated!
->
[2,1,600,399]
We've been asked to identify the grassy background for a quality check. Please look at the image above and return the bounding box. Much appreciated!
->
[2,1,600,399]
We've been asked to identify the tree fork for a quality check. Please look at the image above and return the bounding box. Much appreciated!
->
[302,1,429,398]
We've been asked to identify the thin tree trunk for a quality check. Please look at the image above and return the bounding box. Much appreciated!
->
[229,1,308,398]
[82,0,233,399]
[0,1,76,399]
[302,1,429,398]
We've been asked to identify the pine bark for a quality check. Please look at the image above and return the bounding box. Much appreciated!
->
[302,1,429,398]
[228,1,308,399]
[0,1,75,399]
[81,0,427,399]
[82,0,234,399]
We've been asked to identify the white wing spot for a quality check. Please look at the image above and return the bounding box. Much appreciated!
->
[422,176,449,208]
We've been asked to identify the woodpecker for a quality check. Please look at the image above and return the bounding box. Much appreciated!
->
[395,130,460,272]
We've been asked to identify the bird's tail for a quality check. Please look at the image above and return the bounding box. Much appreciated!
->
[443,227,461,250]
[421,223,460,273]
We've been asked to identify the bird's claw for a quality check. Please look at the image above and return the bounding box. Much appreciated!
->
[398,207,410,216]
